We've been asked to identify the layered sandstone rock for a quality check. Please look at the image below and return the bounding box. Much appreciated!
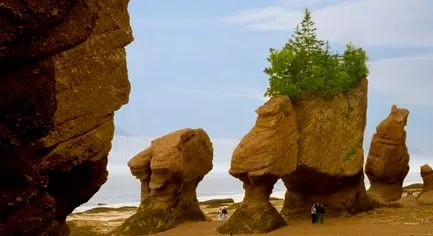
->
[112,128,213,235]
[365,105,410,203]
[217,97,298,234]
[0,0,133,235]
[419,164,433,205]
[281,78,372,217]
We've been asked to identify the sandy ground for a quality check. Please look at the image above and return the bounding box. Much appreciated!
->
[151,220,433,236]
[67,196,433,236]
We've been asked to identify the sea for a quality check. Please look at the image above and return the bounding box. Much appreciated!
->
[74,170,422,212]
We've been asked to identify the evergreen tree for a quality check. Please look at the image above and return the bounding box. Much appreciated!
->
[264,8,369,99]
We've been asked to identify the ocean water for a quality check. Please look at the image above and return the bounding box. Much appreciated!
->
[74,170,422,212]
[75,171,286,212]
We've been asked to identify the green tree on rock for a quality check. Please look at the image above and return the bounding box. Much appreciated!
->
[264,8,369,99]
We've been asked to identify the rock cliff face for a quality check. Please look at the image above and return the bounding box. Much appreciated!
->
[419,164,433,205]
[217,97,298,234]
[281,78,372,217]
[365,105,410,203]
[0,0,133,235]
[113,128,213,235]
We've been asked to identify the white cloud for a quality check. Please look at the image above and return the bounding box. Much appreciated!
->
[368,52,433,106]
[108,135,240,174]
[222,0,433,47]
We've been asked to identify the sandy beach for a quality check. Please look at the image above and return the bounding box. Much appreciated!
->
[67,193,433,236]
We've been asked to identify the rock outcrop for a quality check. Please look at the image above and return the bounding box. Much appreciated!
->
[112,128,213,235]
[420,165,433,193]
[419,164,433,205]
[0,1,133,235]
[365,105,410,203]
[217,97,298,234]
[281,78,372,217]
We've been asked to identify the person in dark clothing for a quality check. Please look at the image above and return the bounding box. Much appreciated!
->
[311,203,317,224]
[221,207,228,221]
[322,204,326,223]
[317,204,325,223]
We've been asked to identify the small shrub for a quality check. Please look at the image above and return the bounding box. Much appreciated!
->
[343,147,356,161]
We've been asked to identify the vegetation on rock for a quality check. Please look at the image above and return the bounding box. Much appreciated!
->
[343,147,357,161]
[264,8,369,98]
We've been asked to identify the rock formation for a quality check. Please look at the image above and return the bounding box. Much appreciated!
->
[0,1,133,235]
[365,105,410,203]
[419,164,433,205]
[421,165,433,193]
[281,78,372,217]
[112,128,213,235]
[217,97,298,234]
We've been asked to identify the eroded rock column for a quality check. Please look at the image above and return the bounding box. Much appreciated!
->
[419,164,433,205]
[281,78,372,217]
[112,128,213,235]
[217,96,298,234]
[365,105,410,203]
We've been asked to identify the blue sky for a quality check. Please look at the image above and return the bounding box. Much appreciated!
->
[109,0,433,175]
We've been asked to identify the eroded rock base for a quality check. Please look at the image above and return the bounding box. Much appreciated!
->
[217,203,286,234]
[218,176,287,234]
[368,183,404,204]
[111,198,208,235]
[281,168,372,217]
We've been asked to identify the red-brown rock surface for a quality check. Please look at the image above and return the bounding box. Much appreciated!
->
[281,78,372,217]
[218,96,298,234]
[112,128,213,235]
[0,0,133,235]
[365,105,410,203]
[419,164,433,205]
[421,164,433,193]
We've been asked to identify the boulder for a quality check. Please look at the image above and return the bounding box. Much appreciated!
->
[217,96,298,234]
[418,164,433,205]
[365,105,410,202]
[0,0,133,235]
[281,78,372,217]
[112,128,213,235]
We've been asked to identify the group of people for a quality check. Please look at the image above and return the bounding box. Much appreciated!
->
[217,207,228,221]
[311,202,326,224]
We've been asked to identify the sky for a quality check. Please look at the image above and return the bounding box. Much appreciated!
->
[108,0,433,176]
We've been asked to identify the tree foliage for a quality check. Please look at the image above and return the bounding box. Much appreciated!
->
[264,8,369,98]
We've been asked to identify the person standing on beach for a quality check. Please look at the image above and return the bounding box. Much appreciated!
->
[311,203,317,223]
[217,208,222,221]
[319,204,326,223]
[316,203,325,224]
[222,207,228,221]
